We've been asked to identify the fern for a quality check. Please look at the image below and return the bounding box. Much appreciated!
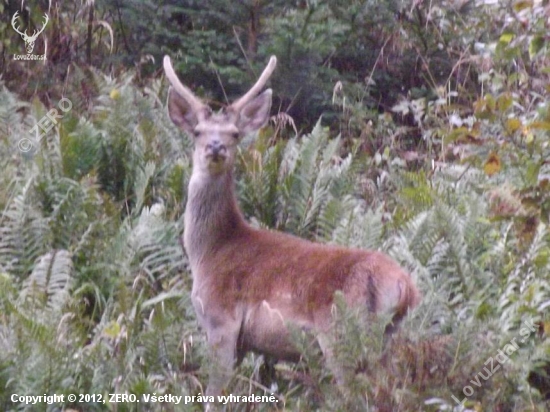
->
[1,56,549,409]
[237,132,285,228]
[20,249,73,315]
[238,120,364,245]
[0,177,51,278]
[0,84,34,164]
[499,222,550,332]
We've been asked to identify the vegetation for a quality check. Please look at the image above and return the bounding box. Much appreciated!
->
[1,0,550,410]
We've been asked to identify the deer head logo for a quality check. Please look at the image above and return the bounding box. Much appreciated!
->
[11,11,49,54]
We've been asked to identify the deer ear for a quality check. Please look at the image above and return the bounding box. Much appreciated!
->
[237,89,272,134]
[167,87,199,134]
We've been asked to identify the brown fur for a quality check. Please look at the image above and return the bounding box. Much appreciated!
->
[163,54,421,403]
[208,224,420,356]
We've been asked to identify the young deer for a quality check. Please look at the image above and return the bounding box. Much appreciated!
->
[164,55,420,400]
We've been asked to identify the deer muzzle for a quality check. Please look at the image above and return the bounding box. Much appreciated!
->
[206,141,227,161]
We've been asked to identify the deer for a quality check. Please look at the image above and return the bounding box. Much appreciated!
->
[11,11,49,54]
[163,54,421,404]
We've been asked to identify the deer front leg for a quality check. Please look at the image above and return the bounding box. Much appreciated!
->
[192,294,242,408]
[205,324,240,399]
[202,321,242,412]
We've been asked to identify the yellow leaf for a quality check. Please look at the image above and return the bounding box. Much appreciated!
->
[505,118,521,133]
[499,33,515,44]
[513,0,533,12]
[523,127,535,144]
[103,321,121,338]
[110,89,121,100]
[445,127,470,144]
[484,152,501,176]
[497,93,513,111]
[474,95,496,120]
[529,121,550,131]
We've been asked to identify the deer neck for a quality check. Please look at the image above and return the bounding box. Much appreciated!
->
[184,169,246,266]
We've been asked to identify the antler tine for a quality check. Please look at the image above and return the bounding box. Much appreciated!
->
[231,56,277,112]
[163,55,205,113]
[36,13,49,36]
[29,13,49,38]
[11,11,26,36]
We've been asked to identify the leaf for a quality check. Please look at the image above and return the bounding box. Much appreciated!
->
[110,89,121,100]
[499,33,515,44]
[20,250,73,313]
[525,161,541,186]
[484,152,501,176]
[533,247,549,268]
[103,321,122,338]
[505,118,521,133]
[529,36,545,60]
[496,93,513,111]
[529,121,550,131]
[474,95,496,120]
[513,0,533,12]
[445,126,470,143]
[444,127,481,145]
[142,291,185,309]
[524,131,535,144]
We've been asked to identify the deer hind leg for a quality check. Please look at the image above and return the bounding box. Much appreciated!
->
[383,276,420,338]
[380,279,405,338]
[384,309,406,337]
[258,355,279,392]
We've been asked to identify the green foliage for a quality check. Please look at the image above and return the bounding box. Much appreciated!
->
[1,72,547,409]
[2,0,516,130]
[0,81,203,411]
[239,122,366,241]
[1,0,550,408]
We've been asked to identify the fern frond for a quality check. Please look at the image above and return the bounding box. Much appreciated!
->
[20,249,73,315]
[0,177,51,277]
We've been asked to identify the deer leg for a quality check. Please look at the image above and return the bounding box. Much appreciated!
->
[259,355,278,392]
[204,322,240,399]
[383,313,404,338]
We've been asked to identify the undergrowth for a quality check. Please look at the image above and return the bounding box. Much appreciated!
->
[1,1,550,406]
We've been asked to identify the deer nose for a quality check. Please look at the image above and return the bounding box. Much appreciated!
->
[207,141,227,157]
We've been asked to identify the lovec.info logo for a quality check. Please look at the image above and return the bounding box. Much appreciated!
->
[11,11,49,60]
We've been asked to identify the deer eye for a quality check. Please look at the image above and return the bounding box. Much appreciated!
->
[231,132,240,140]
[193,130,200,138]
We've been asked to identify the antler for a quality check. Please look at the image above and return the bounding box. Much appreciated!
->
[27,13,49,41]
[11,12,48,40]
[163,55,206,114]
[231,56,277,112]
[11,11,26,37]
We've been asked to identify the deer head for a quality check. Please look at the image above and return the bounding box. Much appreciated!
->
[164,55,276,176]
[12,11,49,54]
